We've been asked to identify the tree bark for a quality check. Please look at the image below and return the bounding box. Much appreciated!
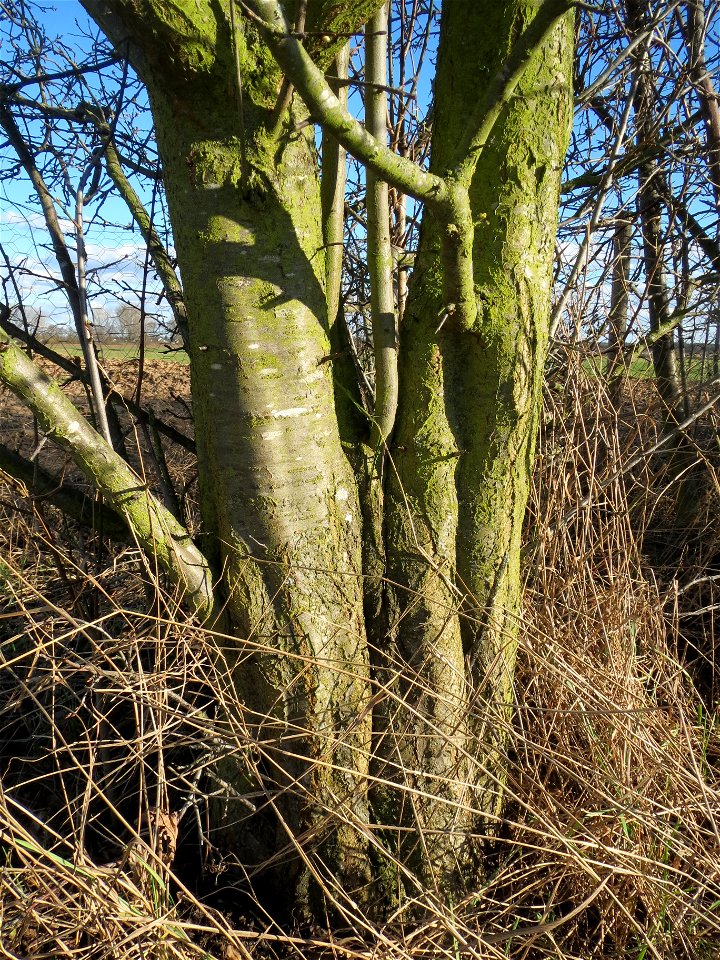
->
[81,0,377,912]
[366,2,399,451]
[382,0,574,889]
[158,70,374,917]
[626,0,682,418]
[74,0,575,914]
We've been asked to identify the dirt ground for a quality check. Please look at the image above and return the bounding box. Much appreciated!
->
[1,357,193,478]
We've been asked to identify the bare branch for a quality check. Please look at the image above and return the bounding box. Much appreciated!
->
[103,139,189,348]
[241,0,448,207]
[0,314,217,621]
[0,442,129,542]
[366,3,398,449]
[0,314,196,454]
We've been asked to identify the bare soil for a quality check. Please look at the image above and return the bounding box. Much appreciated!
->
[1,357,193,479]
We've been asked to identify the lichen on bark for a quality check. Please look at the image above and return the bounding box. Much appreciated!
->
[383,0,574,887]
[73,0,575,916]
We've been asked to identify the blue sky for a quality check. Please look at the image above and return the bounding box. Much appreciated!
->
[0,0,166,329]
[2,1,719,347]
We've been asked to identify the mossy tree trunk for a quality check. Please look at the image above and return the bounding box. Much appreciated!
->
[67,0,574,915]
[80,0,388,912]
[382,0,574,887]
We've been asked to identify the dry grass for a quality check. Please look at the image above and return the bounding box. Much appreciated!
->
[2,353,720,959]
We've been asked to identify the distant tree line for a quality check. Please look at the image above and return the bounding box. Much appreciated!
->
[10,303,179,345]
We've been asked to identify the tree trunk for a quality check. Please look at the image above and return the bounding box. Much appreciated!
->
[79,0,574,915]
[81,5,379,912]
[626,0,682,419]
[382,0,574,889]
[164,108,373,908]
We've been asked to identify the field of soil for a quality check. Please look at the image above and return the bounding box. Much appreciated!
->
[1,357,196,534]
[2,357,192,463]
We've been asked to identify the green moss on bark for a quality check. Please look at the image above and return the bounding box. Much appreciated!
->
[135,50,373,913]
[384,0,574,888]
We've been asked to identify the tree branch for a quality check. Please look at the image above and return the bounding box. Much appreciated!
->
[241,0,483,327]
[103,137,189,348]
[241,0,448,207]
[0,103,82,322]
[451,0,573,186]
[366,3,398,448]
[0,314,196,454]
[2,54,121,94]
[0,320,217,621]
[0,100,119,444]
[321,46,349,329]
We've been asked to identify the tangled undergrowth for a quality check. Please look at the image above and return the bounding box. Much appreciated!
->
[2,352,720,960]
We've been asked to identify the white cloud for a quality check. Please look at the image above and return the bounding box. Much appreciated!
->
[0,209,48,229]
